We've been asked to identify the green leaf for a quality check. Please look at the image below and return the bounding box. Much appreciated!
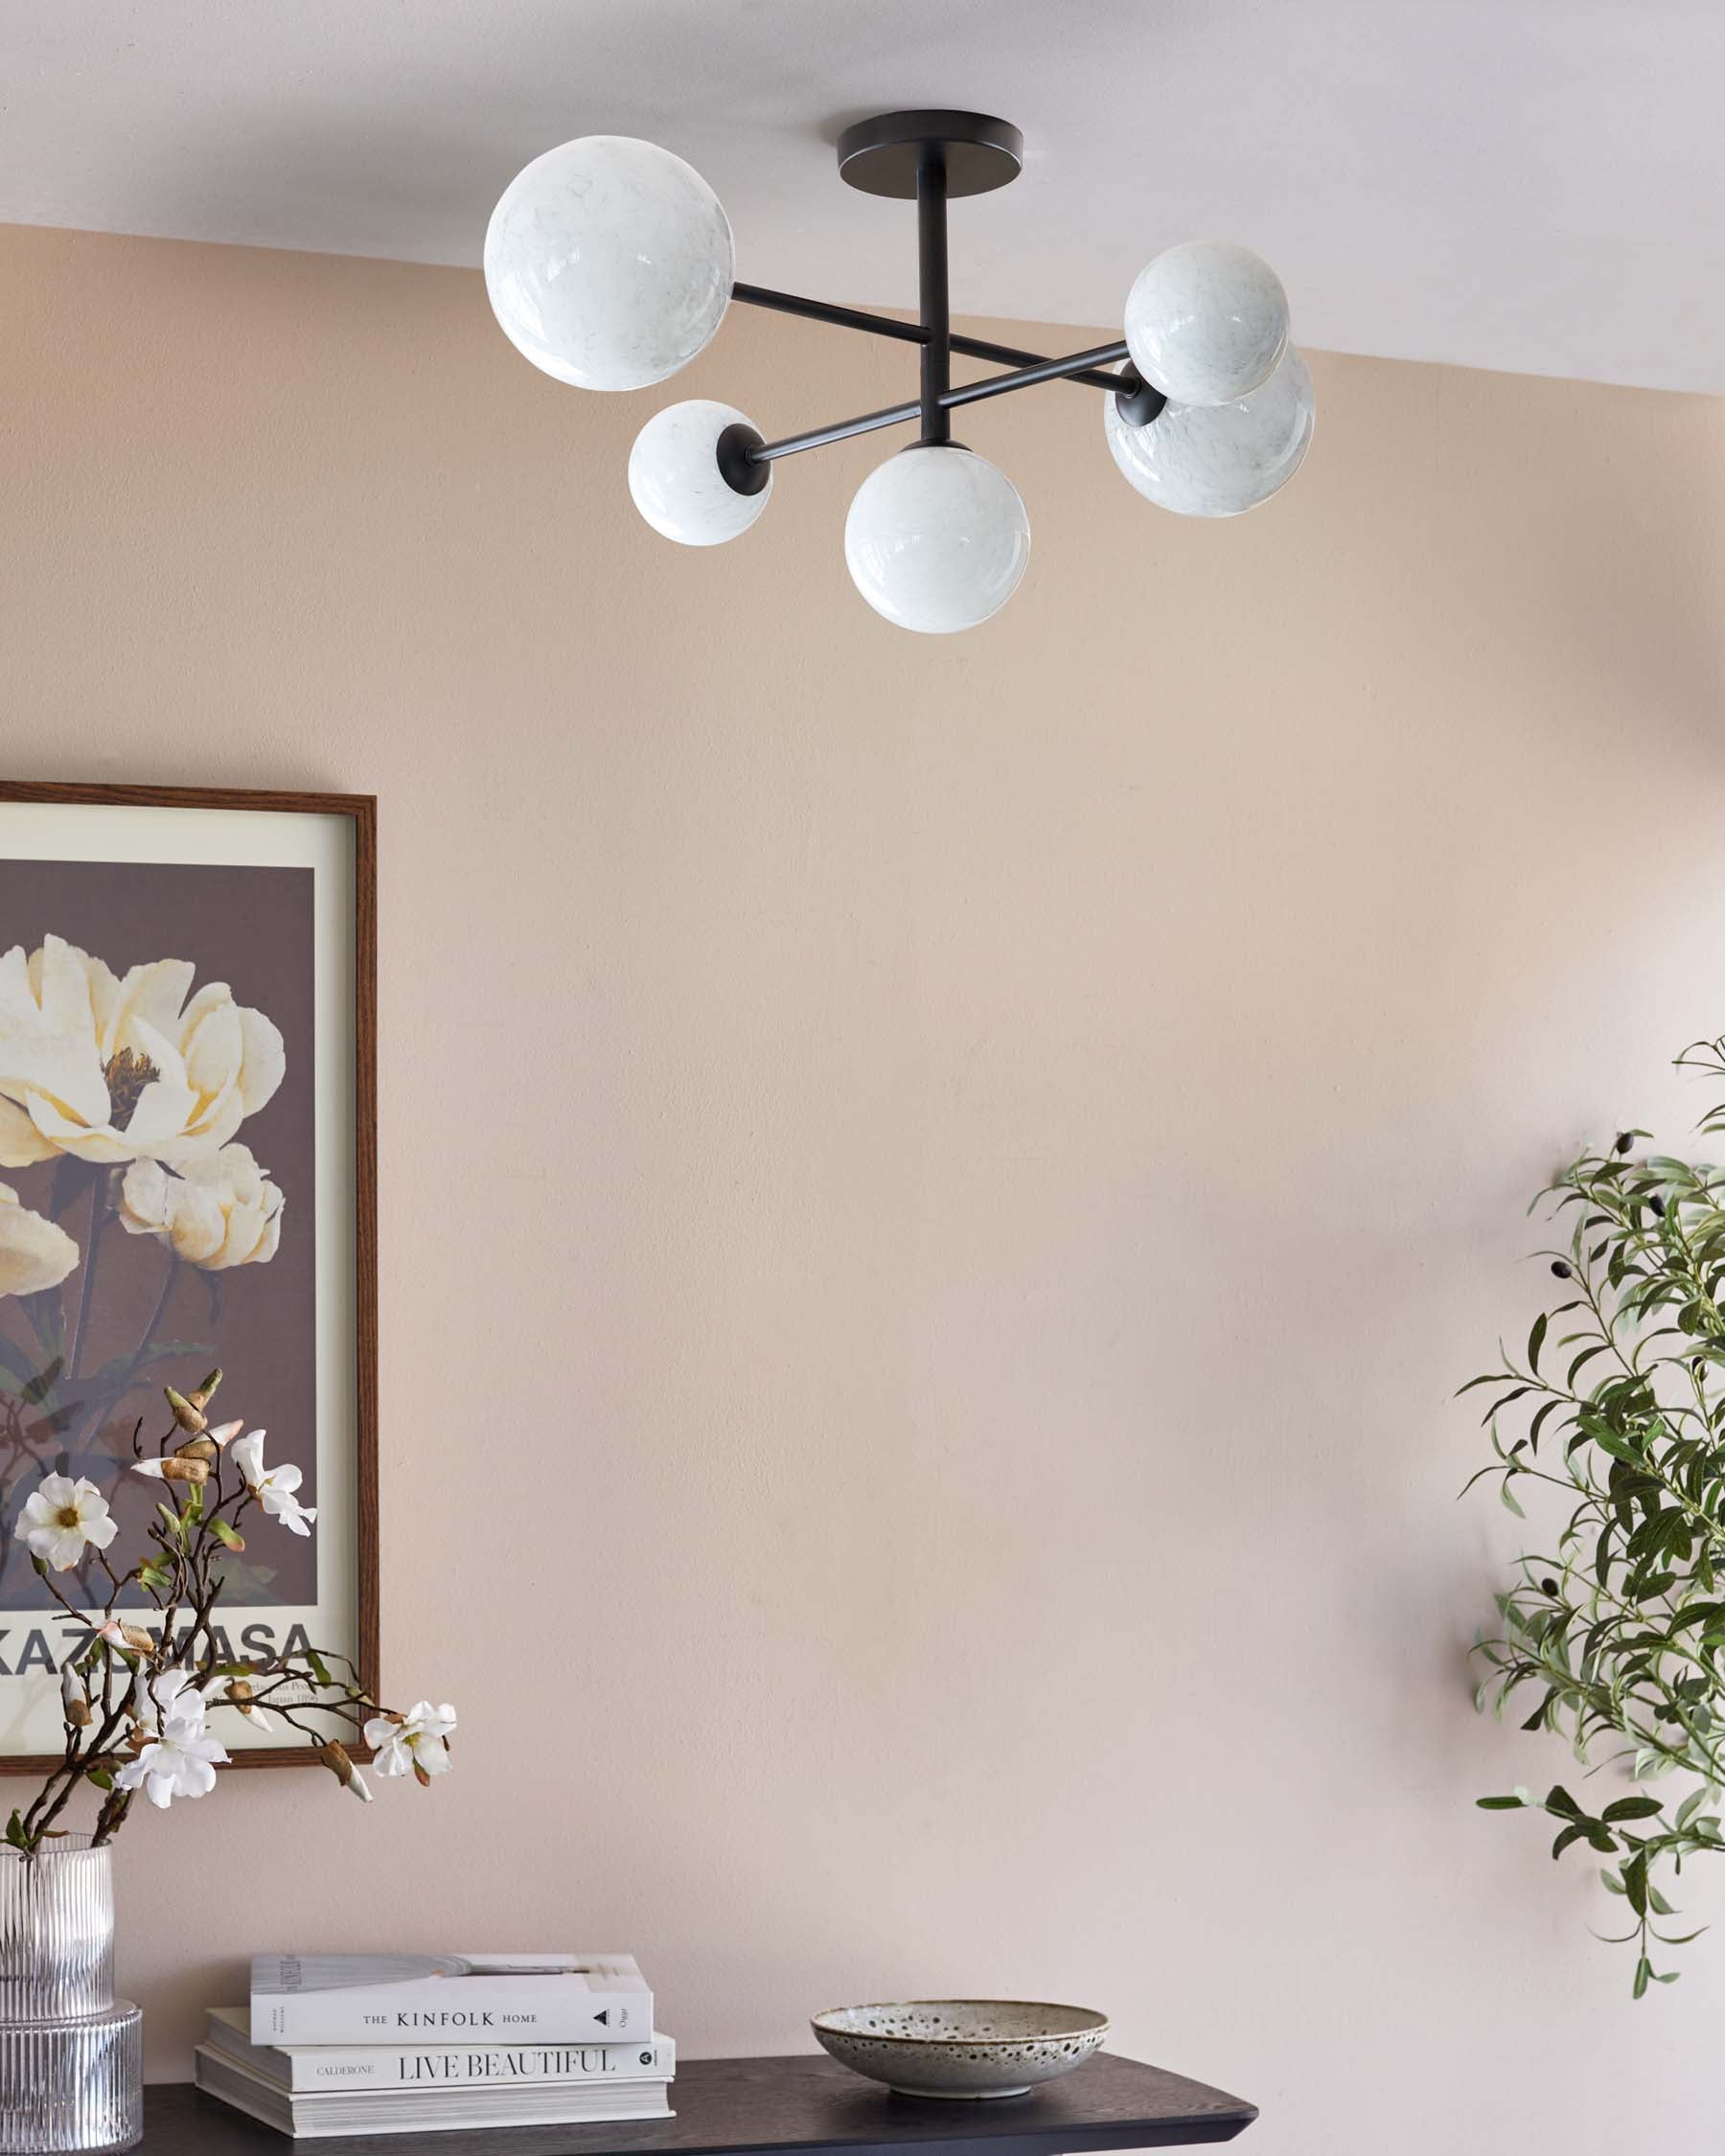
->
[1528,1312,1548,1373]
[1592,1431,1645,1467]
[1477,1795,1526,1810]
[1499,1479,1526,1519]
[18,1355,63,1408]
[1633,1955,1652,2000]
[1602,1797,1666,1823]
[84,1768,113,1792]
[4,1812,26,1851]
[303,1648,333,1687]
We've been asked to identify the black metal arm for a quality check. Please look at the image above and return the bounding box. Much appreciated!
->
[746,340,1141,465]
[724,239,1164,479]
[732,284,1140,395]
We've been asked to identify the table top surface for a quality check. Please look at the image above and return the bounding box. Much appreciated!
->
[141,2049,1256,2153]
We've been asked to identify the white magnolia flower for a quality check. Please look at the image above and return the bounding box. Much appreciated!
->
[114,1711,228,1809]
[0,1183,79,1297]
[131,1667,203,1737]
[363,1700,457,1779]
[119,1145,284,1270]
[0,934,285,1170]
[231,1431,315,1535]
[12,1474,119,1571]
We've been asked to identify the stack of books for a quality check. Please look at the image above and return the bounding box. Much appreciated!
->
[194,1952,673,2139]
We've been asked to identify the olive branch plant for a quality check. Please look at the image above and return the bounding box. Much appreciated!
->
[1469,1034,1725,1997]
[6,1367,454,1855]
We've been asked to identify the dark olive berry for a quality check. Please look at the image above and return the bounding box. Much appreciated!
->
[1541,1578,1559,1597]
[1551,1260,1573,1278]
[1650,1194,1667,1216]
[1615,1132,1634,1155]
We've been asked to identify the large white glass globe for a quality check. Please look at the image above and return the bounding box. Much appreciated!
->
[843,446,1029,633]
[629,401,770,545]
[484,135,733,392]
[1124,241,1288,407]
[1105,348,1314,516]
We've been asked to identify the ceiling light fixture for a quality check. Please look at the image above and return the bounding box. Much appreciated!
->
[485,110,1314,634]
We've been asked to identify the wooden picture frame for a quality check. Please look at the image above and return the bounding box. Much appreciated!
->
[0,782,377,1772]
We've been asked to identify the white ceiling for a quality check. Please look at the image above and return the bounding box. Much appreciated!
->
[2,0,1722,394]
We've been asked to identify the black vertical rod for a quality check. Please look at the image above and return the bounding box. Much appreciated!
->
[916,150,950,446]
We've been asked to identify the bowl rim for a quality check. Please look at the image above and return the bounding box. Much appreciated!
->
[810,2001,1110,2048]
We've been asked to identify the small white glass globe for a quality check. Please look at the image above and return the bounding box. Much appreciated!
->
[1105,348,1314,517]
[484,135,733,392]
[843,446,1030,634]
[1124,241,1289,406]
[629,401,771,546]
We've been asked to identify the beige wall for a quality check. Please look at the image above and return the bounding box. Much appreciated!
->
[4,222,1725,2147]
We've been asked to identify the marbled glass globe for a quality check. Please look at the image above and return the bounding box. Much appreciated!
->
[843,446,1029,634]
[485,135,733,392]
[1124,241,1289,407]
[1105,348,1313,516]
[629,401,770,545]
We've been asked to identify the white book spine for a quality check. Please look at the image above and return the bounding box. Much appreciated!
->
[248,1958,652,2046]
[253,1988,651,2045]
[218,2022,675,2095]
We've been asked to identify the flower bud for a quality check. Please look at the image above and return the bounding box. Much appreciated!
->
[188,1368,223,1411]
[60,1665,91,1730]
[156,1455,209,1484]
[97,1621,154,1656]
[165,1387,208,1434]
[318,1739,373,1801]
[206,1420,242,1450]
[174,1434,218,1461]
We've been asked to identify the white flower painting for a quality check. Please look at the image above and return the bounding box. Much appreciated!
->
[0,867,318,1649]
[0,935,284,1170]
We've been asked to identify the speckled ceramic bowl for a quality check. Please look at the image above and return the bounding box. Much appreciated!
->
[810,2000,1109,2099]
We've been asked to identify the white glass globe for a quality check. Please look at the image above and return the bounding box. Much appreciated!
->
[843,446,1029,634]
[1124,241,1288,407]
[484,135,733,392]
[1105,348,1314,517]
[629,401,771,546]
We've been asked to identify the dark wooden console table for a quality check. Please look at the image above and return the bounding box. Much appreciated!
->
[138,2050,1256,2152]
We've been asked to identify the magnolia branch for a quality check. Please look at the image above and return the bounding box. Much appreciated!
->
[8,1371,454,1852]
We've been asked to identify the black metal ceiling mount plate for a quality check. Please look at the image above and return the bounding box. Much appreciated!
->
[838,109,1024,198]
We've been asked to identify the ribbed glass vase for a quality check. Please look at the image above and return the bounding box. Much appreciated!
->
[0,1840,140,2154]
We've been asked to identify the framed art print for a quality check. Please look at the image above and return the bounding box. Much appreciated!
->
[0,784,376,1771]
